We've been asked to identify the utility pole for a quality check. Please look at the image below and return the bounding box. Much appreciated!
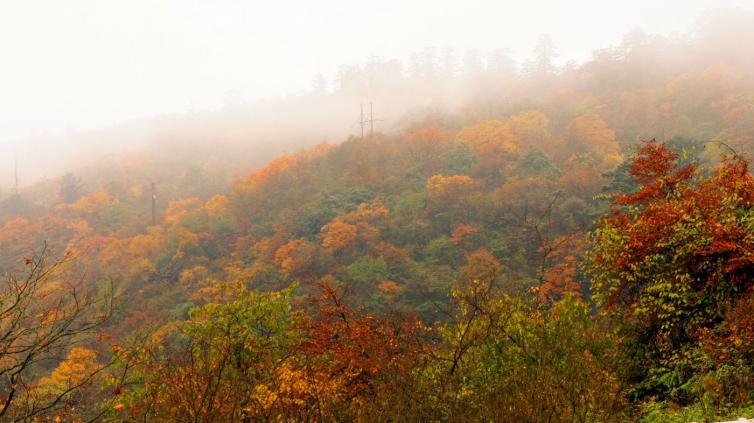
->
[360,103,365,140]
[369,101,374,138]
[366,102,381,139]
[358,102,380,140]
[151,182,156,226]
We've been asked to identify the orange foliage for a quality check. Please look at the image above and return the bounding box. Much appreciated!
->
[57,191,109,214]
[426,174,474,199]
[252,231,288,262]
[509,110,553,152]
[128,228,166,257]
[204,194,229,216]
[319,201,390,255]
[450,223,479,245]
[42,347,99,387]
[377,280,403,294]
[460,249,502,287]
[0,217,71,260]
[558,161,607,196]
[274,239,316,278]
[298,283,426,412]
[66,219,92,235]
[538,235,586,303]
[455,119,519,157]
[164,198,201,224]
[407,126,448,150]
[342,202,389,223]
[173,228,200,260]
[320,221,358,253]
[250,156,298,188]
[699,288,754,362]
[566,113,622,164]
[295,142,335,161]
[234,145,334,199]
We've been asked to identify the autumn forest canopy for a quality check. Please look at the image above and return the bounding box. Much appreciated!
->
[2,7,754,422]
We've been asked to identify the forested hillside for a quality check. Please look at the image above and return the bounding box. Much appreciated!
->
[1,8,754,422]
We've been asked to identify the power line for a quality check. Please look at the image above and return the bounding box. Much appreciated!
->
[369,102,374,138]
[360,103,365,140]
[359,102,382,139]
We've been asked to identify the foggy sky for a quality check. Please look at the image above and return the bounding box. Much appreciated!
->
[0,0,750,146]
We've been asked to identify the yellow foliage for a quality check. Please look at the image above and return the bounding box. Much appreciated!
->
[98,238,130,267]
[204,194,228,216]
[251,383,278,411]
[128,185,143,199]
[509,110,554,152]
[41,347,98,389]
[128,231,165,257]
[340,202,389,224]
[276,363,310,406]
[192,283,229,304]
[237,145,333,196]
[67,219,92,234]
[426,174,475,199]
[39,309,65,326]
[179,265,208,286]
[407,127,449,150]
[164,198,201,225]
[131,257,156,275]
[173,228,200,260]
[58,191,109,214]
[296,142,335,161]
[1,217,30,232]
[244,156,299,193]
[456,119,519,157]
[566,113,621,158]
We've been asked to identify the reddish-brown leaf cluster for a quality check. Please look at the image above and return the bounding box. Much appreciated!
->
[604,140,754,298]
[616,139,697,206]
[297,282,427,404]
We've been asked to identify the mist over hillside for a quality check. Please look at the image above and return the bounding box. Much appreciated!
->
[4,7,754,201]
[1,3,754,422]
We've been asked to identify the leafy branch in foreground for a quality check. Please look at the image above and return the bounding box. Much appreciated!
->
[0,244,116,421]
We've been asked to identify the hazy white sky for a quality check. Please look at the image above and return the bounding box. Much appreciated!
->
[0,0,750,144]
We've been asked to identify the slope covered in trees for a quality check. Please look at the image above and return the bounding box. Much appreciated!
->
[1,8,754,422]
